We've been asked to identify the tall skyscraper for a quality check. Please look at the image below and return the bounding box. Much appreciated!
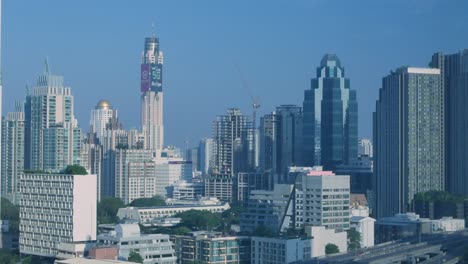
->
[26,62,82,172]
[303,54,358,170]
[259,105,303,185]
[198,138,214,176]
[90,99,116,141]
[1,102,24,203]
[141,36,164,152]
[374,67,444,218]
[212,108,254,176]
[430,50,468,196]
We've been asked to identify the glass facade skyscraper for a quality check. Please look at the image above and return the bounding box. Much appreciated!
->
[430,50,468,196]
[374,67,444,218]
[303,54,358,170]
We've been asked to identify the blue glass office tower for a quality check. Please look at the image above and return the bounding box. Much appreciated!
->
[303,54,358,170]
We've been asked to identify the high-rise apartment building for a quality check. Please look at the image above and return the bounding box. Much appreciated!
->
[430,50,468,196]
[303,54,358,169]
[141,37,164,152]
[19,172,97,257]
[113,149,155,204]
[212,108,254,176]
[1,103,25,202]
[154,157,192,198]
[374,67,444,218]
[80,133,102,200]
[26,63,81,172]
[90,100,116,141]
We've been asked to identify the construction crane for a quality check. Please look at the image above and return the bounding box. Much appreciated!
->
[233,62,261,129]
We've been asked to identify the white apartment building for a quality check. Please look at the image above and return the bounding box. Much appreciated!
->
[19,173,97,257]
[90,100,116,141]
[430,217,465,233]
[251,237,312,264]
[350,216,375,248]
[154,157,192,197]
[166,180,204,200]
[294,167,351,230]
[117,203,230,226]
[97,224,175,264]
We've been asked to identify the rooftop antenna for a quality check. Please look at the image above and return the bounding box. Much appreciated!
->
[44,57,50,74]
[151,21,156,37]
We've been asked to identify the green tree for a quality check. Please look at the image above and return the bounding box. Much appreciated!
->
[173,226,192,235]
[175,210,222,230]
[325,243,340,255]
[1,198,19,234]
[129,195,166,207]
[0,249,19,264]
[61,165,88,175]
[97,197,126,224]
[21,255,43,264]
[128,251,144,264]
[347,229,361,251]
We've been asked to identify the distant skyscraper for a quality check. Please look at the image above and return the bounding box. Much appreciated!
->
[212,108,254,176]
[430,50,468,196]
[198,138,214,176]
[259,105,303,185]
[27,62,82,172]
[374,67,444,218]
[90,99,116,141]
[358,138,373,158]
[1,102,24,202]
[141,36,164,152]
[303,54,358,169]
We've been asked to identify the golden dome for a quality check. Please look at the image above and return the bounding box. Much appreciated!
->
[96,99,112,110]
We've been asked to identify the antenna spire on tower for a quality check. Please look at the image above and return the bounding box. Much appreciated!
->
[151,21,156,37]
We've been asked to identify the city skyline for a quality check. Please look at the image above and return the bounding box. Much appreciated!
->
[2,0,468,148]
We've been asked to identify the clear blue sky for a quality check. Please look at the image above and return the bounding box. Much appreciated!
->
[3,0,468,148]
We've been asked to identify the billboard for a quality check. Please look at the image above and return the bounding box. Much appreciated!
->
[150,63,163,92]
[141,63,150,93]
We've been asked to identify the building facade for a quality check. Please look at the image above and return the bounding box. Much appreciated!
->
[251,237,311,264]
[141,37,164,152]
[19,173,97,257]
[302,54,358,169]
[374,67,444,218]
[155,158,192,198]
[1,104,24,202]
[430,50,468,196]
[90,100,116,141]
[358,138,373,158]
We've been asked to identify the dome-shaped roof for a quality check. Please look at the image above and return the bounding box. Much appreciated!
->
[96,99,112,110]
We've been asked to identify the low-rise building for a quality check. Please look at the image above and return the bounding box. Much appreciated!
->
[55,258,134,264]
[173,231,251,264]
[350,216,375,248]
[251,236,312,264]
[430,217,465,232]
[97,224,176,264]
[375,213,431,243]
[305,226,347,257]
[166,180,203,200]
[117,203,230,226]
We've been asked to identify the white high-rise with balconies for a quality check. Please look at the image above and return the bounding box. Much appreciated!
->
[90,100,116,141]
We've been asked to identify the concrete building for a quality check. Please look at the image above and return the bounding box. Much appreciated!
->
[117,203,230,226]
[374,67,444,218]
[251,236,311,264]
[154,158,192,198]
[212,108,254,176]
[166,180,204,200]
[240,184,295,234]
[294,167,351,231]
[303,54,358,169]
[80,134,102,200]
[90,100,116,141]
[305,226,347,257]
[430,50,468,196]
[173,231,251,264]
[235,172,268,205]
[430,217,465,233]
[1,104,24,203]
[19,172,97,257]
[43,124,82,173]
[358,139,373,158]
[204,174,233,202]
[97,224,176,264]
[141,37,164,152]
[114,149,155,204]
[350,216,375,248]
[55,259,134,264]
